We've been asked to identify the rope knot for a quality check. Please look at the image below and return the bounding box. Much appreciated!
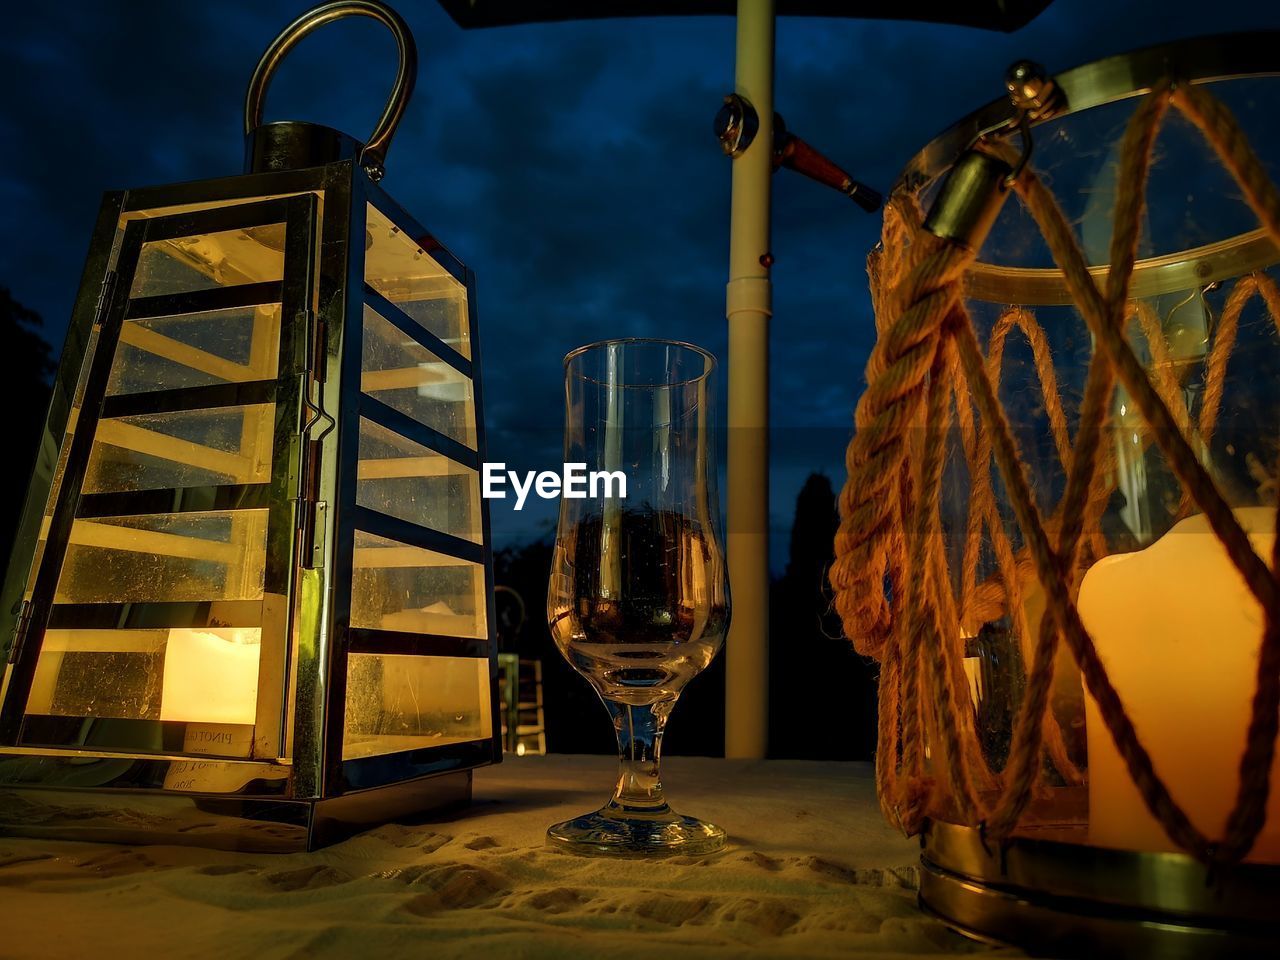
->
[830,202,978,658]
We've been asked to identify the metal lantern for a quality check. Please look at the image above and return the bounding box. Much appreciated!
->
[832,33,1280,956]
[0,1,499,851]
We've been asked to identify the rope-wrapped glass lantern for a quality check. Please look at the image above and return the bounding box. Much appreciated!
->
[832,33,1280,955]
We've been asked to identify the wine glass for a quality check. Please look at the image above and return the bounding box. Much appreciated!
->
[546,338,730,856]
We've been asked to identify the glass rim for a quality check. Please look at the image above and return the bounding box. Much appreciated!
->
[563,338,717,388]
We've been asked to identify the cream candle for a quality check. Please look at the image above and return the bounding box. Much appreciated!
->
[160,627,261,726]
[1078,506,1279,861]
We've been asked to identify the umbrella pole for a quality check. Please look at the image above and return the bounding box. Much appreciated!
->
[724,0,774,760]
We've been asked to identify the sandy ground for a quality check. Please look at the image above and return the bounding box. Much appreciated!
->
[0,755,1015,959]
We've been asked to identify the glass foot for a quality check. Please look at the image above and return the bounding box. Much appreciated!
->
[547,804,726,857]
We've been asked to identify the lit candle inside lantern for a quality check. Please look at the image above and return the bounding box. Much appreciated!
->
[160,628,261,726]
[1078,506,1279,861]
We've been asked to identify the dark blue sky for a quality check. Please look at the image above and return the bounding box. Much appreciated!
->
[3,0,1278,568]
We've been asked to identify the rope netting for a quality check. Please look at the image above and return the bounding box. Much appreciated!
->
[830,81,1280,864]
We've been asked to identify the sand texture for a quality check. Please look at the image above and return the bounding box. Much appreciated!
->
[0,755,1015,958]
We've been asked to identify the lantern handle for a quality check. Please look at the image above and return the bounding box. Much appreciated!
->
[244,0,416,182]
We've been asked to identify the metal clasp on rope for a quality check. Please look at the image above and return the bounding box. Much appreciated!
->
[924,60,1064,249]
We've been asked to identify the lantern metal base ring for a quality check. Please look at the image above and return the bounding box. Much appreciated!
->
[0,770,473,853]
[919,818,1280,958]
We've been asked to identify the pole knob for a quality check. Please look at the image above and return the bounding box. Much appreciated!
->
[714,93,760,158]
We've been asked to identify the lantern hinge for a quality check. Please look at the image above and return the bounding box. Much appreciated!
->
[294,304,331,573]
[297,306,327,382]
[297,306,334,442]
[296,489,327,571]
[7,600,32,665]
[308,501,327,569]
[294,427,327,571]
[92,271,118,328]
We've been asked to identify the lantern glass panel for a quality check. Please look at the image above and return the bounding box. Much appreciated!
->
[82,403,276,492]
[15,317,112,609]
[25,626,262,727]
[350,530,486,638]
[131,223,287,297]
[342,652,491,760]
[364,204,470,359]
[21,412,84,604]
[361,304,476,448]
[54,510,268,605]
[27,629,167,720]
[356,417,482,543]
[106,305,282,396]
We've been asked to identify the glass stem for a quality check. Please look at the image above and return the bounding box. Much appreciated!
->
[605,697,674,814]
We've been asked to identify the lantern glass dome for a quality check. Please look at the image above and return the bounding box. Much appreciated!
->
[931,65,1280,860]
[863,31,1280,955]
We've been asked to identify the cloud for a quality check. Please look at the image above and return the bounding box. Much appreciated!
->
[3,0,1278,568]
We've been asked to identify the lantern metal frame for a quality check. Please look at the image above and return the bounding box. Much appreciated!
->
[897,31,1280,958]
[902,30,1280,306]
[0,4,501,851]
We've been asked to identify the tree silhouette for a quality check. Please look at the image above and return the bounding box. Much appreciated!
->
[0,289,55,554]
[768,473,878,760]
